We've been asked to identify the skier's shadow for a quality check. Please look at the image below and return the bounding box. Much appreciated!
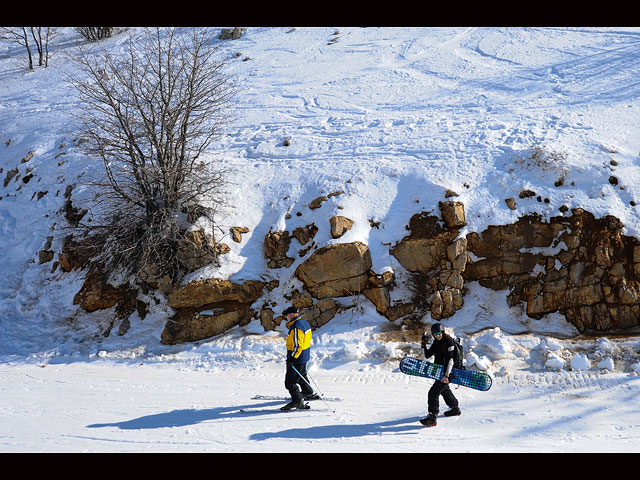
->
[87,401,290,430]
[249,416,424,441]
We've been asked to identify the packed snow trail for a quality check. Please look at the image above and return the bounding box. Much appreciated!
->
[1,360,639,452]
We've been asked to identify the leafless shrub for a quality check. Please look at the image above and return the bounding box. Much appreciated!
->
[516,145,568,172]
[68,27,237,283]
[75,27,115,42]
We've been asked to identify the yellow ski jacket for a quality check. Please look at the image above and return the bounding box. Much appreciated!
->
[285,315,312,363]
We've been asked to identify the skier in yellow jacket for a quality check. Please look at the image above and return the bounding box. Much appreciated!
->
[281,306,319,410]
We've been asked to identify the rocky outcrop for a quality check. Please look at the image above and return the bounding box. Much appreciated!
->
[465,209,640,332]
[66,187,640,343]
[167,278,266,309]
[390,209,467,320]
[219,27,245,40]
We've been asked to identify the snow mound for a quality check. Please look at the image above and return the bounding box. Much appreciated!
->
[571,353,591,370]
[545,352,566,370]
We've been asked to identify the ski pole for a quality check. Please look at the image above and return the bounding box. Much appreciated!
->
[291,364,336,413]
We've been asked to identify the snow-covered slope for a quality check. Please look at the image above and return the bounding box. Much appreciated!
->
[1,27,640,452]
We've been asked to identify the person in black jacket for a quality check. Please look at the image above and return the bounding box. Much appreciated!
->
[419,322,461,427]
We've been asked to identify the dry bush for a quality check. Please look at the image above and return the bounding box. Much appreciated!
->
[68,27,237,283]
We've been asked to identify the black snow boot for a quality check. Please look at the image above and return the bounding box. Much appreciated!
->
[304,393,321,401]
[280,400,310,411]
[444,407,461,417]
[420,413,437,427]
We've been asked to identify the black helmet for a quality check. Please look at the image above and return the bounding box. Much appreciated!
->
[430,323,444,335]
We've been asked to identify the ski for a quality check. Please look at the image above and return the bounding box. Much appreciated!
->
[251,394,343,402]
[240,403,330,414]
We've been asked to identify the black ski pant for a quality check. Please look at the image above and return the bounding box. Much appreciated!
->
[285,361,314,403]
[428,380,459,415]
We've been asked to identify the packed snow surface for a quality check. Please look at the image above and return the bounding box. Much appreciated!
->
[1,27,640,452]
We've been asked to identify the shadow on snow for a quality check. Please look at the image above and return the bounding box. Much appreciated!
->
[87,400,424,439]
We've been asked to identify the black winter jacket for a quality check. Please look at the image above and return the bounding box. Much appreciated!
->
[423,333,457,377]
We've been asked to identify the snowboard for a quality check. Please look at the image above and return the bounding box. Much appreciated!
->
[399,356,492,391]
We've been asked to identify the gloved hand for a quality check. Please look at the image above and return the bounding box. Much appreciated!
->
[420,332,429,349]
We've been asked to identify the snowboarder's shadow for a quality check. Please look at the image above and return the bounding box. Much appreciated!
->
[87,401,291,430]
[249,416,424,441]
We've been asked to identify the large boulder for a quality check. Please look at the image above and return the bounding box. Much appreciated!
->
[162,307,254,344]
[390,235,457,274]
[295,241,372,298]
[167,278,265,309]
[161,278,266,344]
[390,211,459,275]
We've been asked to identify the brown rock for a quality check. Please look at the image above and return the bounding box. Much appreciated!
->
[302,298,342,329]
[309,196,328,210]
[177,228,218,272]
[58,235,93,272]
[260,308,279,331]
[230,226,249,243]
[167,278,265,309]
[364,286,391,314]
[295,241,372,298]
[38,250,54,264]
[390,233,457,274]
[264,230,294,268]
[161,307,253,344]
[292,224,318,246]
[368,270,395,287]
[329,215,354,238]
[439,201,466,229]
[73,270,131,312]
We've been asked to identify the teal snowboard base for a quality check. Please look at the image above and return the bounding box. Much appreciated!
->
[400,356,492,391]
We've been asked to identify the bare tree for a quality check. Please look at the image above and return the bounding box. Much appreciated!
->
[0,27,56,69]
[30,27,56,67]
[68,27,237,282]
